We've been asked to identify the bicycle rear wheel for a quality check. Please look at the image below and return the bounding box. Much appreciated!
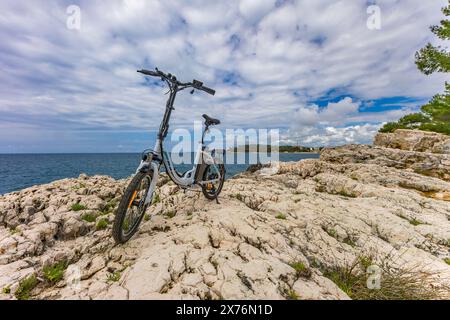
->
[112,171,152,244]
[201,164,225,200]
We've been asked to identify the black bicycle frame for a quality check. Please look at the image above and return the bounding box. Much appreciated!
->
[159,83,178,141]
[136,68,221,189]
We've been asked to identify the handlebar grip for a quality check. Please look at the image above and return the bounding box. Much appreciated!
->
[137,69,159,77]
[201,86,216,96]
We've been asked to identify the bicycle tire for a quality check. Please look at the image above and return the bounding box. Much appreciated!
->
[201,164,225,200]
[112,171,152,244]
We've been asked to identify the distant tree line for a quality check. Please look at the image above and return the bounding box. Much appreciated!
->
[231,144,323,153]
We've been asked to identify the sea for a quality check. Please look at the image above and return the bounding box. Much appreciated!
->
[0,153,320,195]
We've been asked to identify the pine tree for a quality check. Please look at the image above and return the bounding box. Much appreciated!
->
[380,1,450,135]
[416,3,450,75]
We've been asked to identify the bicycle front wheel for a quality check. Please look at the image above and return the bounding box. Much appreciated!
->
[112,171,152,244]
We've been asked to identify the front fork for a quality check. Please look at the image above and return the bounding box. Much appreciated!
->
[136,159,160,206]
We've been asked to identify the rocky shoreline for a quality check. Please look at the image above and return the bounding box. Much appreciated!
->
[0,130,449,300]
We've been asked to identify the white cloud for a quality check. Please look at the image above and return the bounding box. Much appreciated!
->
[307,124,383,146]
[239,0,277,24]
[0,0,447,151]
[282,123,383,147]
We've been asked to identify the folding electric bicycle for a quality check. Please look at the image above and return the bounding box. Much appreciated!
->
[112,68,225,244]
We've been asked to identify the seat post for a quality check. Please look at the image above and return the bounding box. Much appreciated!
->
[202,123,209,145]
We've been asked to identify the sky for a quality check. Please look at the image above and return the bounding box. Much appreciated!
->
[0,0,448,153]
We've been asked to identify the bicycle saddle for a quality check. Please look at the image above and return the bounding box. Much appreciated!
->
[202,114,221,126]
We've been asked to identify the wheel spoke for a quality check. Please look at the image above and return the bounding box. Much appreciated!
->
[121,176,150,236]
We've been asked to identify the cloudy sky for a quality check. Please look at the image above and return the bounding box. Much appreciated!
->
[0,0,447,153]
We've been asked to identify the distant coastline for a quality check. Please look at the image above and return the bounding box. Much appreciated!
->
[229,151,320,154]
[228,144,323,153]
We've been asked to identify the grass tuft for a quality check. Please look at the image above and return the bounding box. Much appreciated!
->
[96,218,109,230]
[2,286,11,294]
[15,275,38,300]
[337,190,357,198]
[43,261,67,284]
[276,213,287,220]
[152,193,161,204]
[71,203,87,211]
[107,271,121,282]
[343,236,357,247]
[9,228,20,235]
[166,211,176,219]
[100,199,117,215]
[81,213,96,223]
[322,255,448,300]
[71,183,86,190]
[326,228,337,239]
[287,290,299,300]
[409,218,424,226]
[289,261,312,278]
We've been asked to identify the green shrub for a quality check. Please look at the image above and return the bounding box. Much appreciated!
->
[71,203,87,211]
[379,122,405,133]
[419,122,450,135]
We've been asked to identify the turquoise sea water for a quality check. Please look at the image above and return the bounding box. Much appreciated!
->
[0,153,319,195]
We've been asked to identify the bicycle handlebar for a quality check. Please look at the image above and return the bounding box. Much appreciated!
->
[200,85,215,96]
[137,68,215,96]
[137,69,160,77]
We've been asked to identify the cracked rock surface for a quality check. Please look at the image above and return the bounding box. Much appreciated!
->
[0,133,449,300]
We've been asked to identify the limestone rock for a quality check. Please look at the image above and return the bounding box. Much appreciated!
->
[320,144,450,181]
[0,133,449,300]
[374,129,450,154]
